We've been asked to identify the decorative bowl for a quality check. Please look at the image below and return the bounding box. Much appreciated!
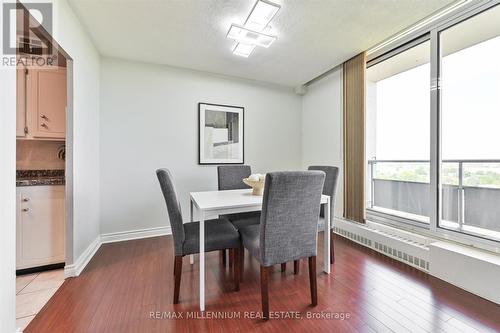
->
[243,178,265,196]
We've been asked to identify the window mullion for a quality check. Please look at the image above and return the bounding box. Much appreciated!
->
[429,28,440,233]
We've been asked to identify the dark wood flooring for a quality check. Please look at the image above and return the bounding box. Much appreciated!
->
[26,234,500,332]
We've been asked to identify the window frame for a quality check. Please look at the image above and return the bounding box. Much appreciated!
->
[365,0,500,251]
[366,34,432,231]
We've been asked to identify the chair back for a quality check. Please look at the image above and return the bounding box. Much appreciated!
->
[156,168,185,255]
[217,165,252,190]
[308,166,339,217]
[259,171,325,266]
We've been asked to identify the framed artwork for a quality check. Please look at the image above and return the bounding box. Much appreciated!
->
[198,102,244,164]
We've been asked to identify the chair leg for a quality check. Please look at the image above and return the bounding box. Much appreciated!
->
[330,229,335,264]
[173,256,183,304]
[173,256,176,275]
[281,263,286,272]
[308,256,318,306]
[294,260,300,275]
[239,245,244,282]
[229,249,234,267]
[234,248,240,291]
[221,249,227,266]
[260,265,270,320]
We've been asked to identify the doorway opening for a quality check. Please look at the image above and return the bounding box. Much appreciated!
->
[14,4,73,331]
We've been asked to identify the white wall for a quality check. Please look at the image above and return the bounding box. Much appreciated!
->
[429,241,500,305]
[50,0,101,264]
[99,58,302,234]
[301,67,344,218]
[0,72,17,333]
[0,2,17,330]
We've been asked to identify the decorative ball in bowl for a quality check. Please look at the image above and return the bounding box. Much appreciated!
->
[243,174,266,196]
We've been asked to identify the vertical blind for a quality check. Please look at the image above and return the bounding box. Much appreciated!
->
[343,52,366,223]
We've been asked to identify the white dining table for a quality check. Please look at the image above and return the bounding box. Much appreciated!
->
[189,188,331,311]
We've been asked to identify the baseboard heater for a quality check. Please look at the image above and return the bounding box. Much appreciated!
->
[332,218,430,272]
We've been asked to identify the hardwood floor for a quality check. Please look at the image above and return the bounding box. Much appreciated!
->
[26,234,500,333]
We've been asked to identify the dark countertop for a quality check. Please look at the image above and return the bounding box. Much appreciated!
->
[16,170,65,187]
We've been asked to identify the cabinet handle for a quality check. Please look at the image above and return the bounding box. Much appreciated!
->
[23,197,30,202]
[22,208,31,212]
[40,114,48,120]
[41,123,48,128]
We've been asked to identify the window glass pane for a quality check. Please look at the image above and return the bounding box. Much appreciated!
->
[367,40,430,224]
[439,5,500,241]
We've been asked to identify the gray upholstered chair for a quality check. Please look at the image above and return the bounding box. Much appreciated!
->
[156,168,241,304]
[281,165,340,274]
[238,171,325,319]
[308,165,340,264]
[217,165,252,191]
[217,165,260,266]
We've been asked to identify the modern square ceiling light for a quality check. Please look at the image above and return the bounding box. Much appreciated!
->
[228,0,280,57]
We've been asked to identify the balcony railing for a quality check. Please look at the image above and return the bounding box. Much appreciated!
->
[367,159,500,237]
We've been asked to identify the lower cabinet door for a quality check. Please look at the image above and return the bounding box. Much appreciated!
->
[16,185,65,270]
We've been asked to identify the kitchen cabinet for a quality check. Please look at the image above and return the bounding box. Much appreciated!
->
[17,66,67,140]
[16,185,65,269]
[29,67,67,139]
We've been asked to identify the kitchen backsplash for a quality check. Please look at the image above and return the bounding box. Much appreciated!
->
[17,140,66,170]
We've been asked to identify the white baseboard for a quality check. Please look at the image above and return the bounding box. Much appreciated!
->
[100,226,172,244]
[64,226,172,278]
[64,235,101,278]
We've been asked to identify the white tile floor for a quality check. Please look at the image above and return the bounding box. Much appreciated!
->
[16,269,65,332]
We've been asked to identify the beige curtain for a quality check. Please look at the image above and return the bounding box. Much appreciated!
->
[343,52,366,223]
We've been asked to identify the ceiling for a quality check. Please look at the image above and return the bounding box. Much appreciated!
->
[67,0,456,87]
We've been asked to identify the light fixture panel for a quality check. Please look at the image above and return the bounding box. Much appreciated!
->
[227,24,277,48]
[232,43,256,57]
[245,0,280,32]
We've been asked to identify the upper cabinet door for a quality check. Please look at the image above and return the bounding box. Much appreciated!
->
[29,67,67,139]
[16,65,27,137]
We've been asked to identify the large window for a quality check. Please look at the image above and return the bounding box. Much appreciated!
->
[439,4,500,241]
[366,39,431,225]
[366,3,500,244]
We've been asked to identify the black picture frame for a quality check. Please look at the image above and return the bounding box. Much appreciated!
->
[198,102,245,165]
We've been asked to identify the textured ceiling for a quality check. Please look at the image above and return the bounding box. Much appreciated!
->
[67,0,456,87]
